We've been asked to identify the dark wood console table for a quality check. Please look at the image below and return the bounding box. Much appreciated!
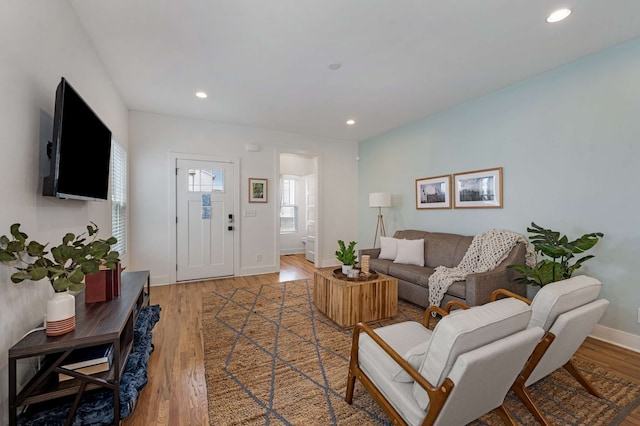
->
[8,270,150,425]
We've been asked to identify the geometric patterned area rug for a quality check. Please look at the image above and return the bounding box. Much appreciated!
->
[202,279,640,425]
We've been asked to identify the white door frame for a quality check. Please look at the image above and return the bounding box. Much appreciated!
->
[275,147,321,270]
[168,152,241,284]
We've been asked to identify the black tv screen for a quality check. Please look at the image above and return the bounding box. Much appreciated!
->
[43,77,112,201]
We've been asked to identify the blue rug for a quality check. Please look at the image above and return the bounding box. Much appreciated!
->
[18,304,161,426]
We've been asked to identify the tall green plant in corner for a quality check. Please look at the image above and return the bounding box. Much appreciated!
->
[0,223,120,292]
[510,222,603,287]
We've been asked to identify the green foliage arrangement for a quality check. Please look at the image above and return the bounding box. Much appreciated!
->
[335,240,357,266]
[510,222,603,287]
[0,223,120,293]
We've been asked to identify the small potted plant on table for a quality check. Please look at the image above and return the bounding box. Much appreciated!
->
[0,223,120,336]
[335,240,357,275]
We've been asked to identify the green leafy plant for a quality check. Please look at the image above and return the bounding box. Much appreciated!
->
[0,223,120,292]
[335,240,357,266]
[510,222,603,287]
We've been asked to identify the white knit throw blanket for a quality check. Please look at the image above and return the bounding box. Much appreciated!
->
[428,229,535,308]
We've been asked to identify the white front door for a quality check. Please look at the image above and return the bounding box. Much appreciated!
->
[176,158,234,281]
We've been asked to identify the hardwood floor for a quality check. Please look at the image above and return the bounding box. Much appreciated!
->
[123,254,640,425]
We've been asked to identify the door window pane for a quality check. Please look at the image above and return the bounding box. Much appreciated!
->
[188,169,224,192]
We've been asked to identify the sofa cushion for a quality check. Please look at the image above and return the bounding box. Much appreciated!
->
[388,263,435,286]
[389,265,464,300]
[379,236,399,260]
[369,258,393,275]
[412,298,532,410]
[424,233,472,268]
[394,239,425,266]
[394,230,430,241]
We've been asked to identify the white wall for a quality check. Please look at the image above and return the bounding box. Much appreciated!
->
[358,37,640,338]
[128,111,358,283]
[280,154,316,176]
[0,2,128,423]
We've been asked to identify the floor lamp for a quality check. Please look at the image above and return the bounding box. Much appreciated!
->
[369,192,391,248]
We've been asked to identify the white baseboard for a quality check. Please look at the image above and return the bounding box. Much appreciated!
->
[320,260,341,268]
[238,265,279,276]
[150,280,173,287]
[150,275,170,286]
[279,249,305,255]
[589,324,640,353]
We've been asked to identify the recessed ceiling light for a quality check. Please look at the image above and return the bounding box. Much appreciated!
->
[195,91,208,99]
[346,119,355,126]
[546,8,571,23]
[328,62,342,70]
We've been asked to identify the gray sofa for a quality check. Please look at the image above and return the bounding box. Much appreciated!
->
[359,230,526,308]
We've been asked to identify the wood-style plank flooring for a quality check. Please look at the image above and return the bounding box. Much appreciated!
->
[123,254,640,425]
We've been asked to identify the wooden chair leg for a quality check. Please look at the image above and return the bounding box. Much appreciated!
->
[494,403,517,426]
[511,381,551,426]
[346,325,362,404]
[345,368,356,404]
[563,359,602,398]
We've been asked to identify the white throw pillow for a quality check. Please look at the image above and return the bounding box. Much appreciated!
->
[393,239,425,267]
[392,340,431,383]
[378,236,399,260]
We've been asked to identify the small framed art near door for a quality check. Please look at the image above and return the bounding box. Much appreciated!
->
[249,178,268,203]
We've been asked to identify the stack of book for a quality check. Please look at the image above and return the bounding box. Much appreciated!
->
[58,344,114,382]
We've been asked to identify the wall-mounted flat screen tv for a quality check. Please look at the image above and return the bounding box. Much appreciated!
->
[43,77,112,201]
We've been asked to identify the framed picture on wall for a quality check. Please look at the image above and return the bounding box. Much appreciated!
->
[248,178,268,203]
[453,167,503,208]
[415,175,452,209]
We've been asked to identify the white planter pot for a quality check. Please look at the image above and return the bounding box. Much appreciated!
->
[46,291,76,336]
[341,264,353,275]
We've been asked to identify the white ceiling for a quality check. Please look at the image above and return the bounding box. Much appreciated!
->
[69,0,640,142]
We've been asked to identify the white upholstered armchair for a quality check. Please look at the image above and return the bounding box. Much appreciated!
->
[491,275,609,426]
[345,298,544,425]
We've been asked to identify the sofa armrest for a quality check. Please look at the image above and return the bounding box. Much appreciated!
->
[463,242,527,306]
[464,268,527,306]
[359,248,381,259]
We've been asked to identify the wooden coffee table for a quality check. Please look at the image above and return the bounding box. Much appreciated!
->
[312,269,398,327]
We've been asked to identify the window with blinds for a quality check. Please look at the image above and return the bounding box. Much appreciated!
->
[280,177,298,233]
[111,141,127,255]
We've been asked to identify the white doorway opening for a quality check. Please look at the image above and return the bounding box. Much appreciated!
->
[278,152,319,267]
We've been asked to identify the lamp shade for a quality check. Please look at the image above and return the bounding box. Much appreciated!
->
[369,192,391,208]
